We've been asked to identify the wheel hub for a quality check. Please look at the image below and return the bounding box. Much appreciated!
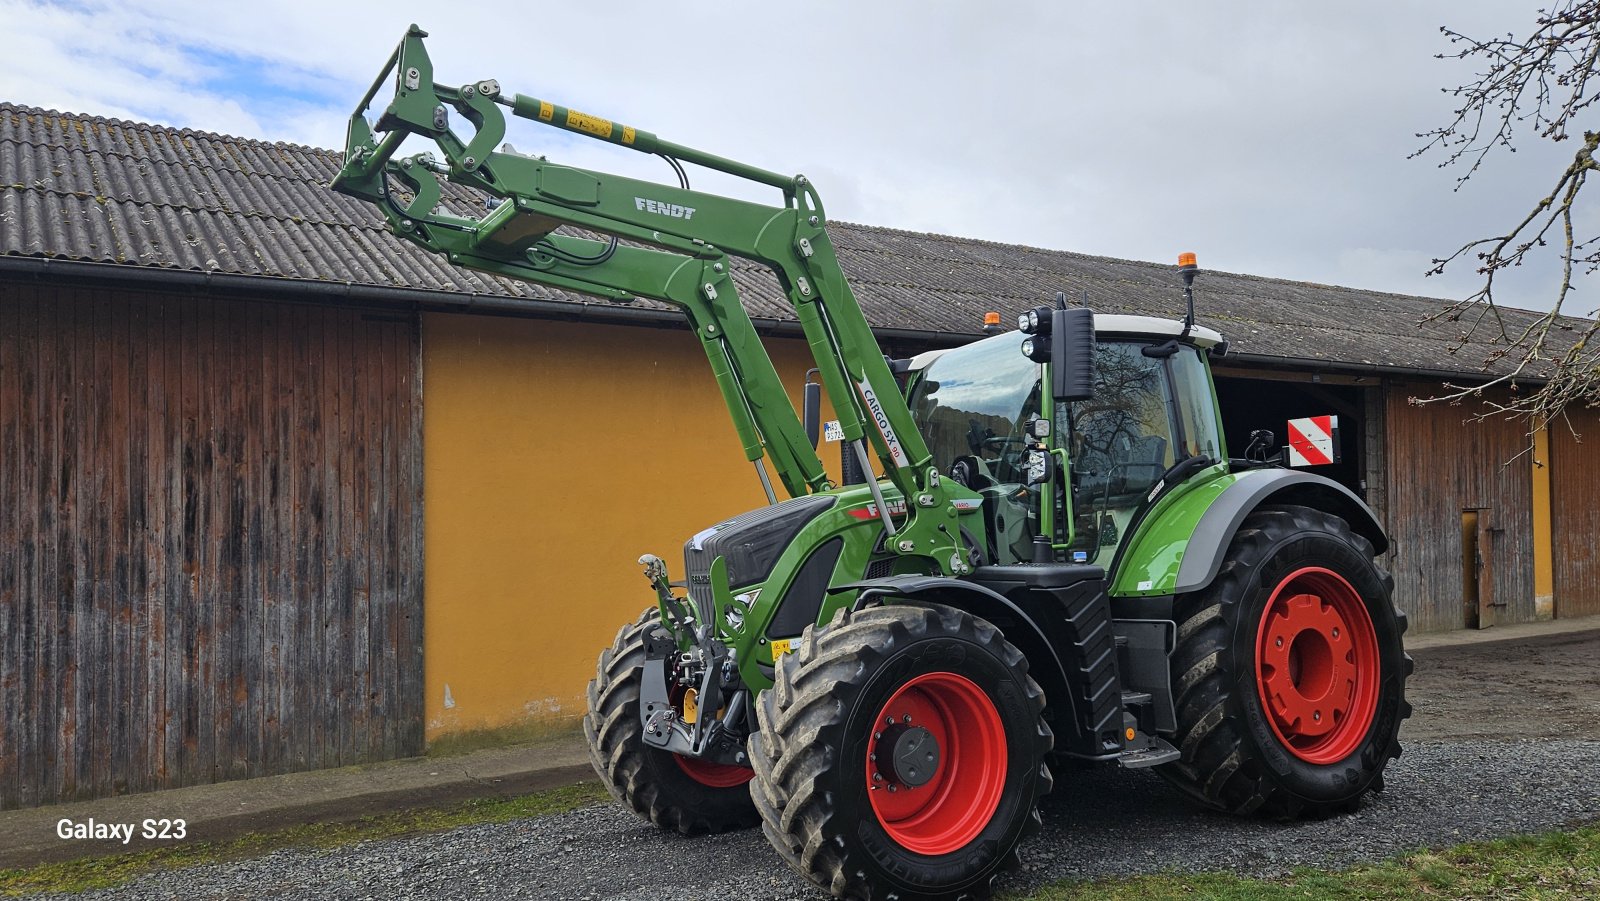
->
[1259,593,1355,739]
[876,723,940,787]
[865,671,1007,856]
[1254,566,1382,765]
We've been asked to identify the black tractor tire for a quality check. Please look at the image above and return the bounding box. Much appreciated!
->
[583,608,759,835]
[1159,504,1412,818]
[750,603,1052,901]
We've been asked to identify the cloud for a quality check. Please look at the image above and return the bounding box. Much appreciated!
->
[0,0,1581,316]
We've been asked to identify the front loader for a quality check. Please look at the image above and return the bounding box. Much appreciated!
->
[333,27,1411,901]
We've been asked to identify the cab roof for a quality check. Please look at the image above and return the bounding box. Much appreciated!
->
[908,314,1225,372]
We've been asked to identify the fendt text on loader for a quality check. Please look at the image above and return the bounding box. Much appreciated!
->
[332,27,1412,901]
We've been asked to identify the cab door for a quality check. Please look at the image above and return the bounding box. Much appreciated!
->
[1058,342,1223,566]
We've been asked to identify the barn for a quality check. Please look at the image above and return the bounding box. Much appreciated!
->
[1,102,1594,807]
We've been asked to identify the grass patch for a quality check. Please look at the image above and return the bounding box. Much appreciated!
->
[0,781,609,897]
[419,720,582,759]
[1010,823,1600,900]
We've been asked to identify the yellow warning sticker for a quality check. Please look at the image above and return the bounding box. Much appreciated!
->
[565,109,614,139]
[770,638,796,660]
[622,125,636,146]
[537,101,554,122]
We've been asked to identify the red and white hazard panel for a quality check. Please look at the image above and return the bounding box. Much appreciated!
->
[1286,415,1340,467]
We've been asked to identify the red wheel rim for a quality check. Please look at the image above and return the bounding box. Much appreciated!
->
[674,754,754,788]
[866,672,1007,855]
[1255,566,1380,765]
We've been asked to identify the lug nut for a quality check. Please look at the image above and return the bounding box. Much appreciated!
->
[1275,637,1284,648]
[903,714,912,723]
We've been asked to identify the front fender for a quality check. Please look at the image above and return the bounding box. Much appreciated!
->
[834,575,1081,753]
[1112,468,1386,597]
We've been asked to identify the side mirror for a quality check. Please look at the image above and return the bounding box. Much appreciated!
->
[1051,307,1095,402]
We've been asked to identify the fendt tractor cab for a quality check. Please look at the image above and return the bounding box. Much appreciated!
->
[333,27,1411,901]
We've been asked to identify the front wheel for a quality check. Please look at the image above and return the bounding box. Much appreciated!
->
[583,608,758,835]
[1159,504,1412,818]
[750,603,1052,901]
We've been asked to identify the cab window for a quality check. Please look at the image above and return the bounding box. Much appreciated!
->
[1060,342,1177,566]
[1171,346,1223,461]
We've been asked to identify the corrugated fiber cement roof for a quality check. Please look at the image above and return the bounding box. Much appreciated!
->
[0,102,1565,378]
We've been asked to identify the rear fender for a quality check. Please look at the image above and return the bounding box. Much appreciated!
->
[1175,469,1386,590]
[1112,468,1387,598]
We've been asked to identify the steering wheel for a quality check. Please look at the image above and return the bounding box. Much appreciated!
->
[981,435,1026,452]
[978,435,1029,480]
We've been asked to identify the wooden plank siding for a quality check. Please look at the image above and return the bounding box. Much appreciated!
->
[1551,405,1600,617]
[1382,383,1535,632]
[0,281,423,808]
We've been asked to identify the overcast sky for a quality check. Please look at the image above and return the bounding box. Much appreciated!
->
[2,0,1590,316]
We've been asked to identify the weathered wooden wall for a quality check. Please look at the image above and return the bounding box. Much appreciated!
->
[0,281,423,809]
[1382,383,1535,632]
[1551,405,1600,618]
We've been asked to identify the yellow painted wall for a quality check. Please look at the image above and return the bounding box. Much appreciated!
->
[1532,424,1554,619]
[422,312,840,738]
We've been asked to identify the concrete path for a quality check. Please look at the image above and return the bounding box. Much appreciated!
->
[1401,611,1600,650]
[0,733,591,868]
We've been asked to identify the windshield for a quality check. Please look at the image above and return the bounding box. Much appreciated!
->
[910,335,1042,564]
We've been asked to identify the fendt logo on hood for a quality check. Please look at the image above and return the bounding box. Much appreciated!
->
[634,197,696,220]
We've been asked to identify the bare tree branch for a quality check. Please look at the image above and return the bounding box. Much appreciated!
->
[1415,1,1600,428]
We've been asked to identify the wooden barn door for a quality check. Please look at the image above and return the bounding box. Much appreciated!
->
[1383,383,1533,632]
[1551,408,1600,617]
[0,283,424,808]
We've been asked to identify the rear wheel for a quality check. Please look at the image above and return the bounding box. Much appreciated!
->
[750,603,1051,901]
[1159,505,1412,817]
[583,608,757,835]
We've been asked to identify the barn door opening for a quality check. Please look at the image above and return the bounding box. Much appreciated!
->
[1212,372,1366,496]
[1461,509,1496,629]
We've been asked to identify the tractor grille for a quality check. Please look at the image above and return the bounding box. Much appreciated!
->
[864,557,895,580]
[685,557,713,612]
[681,495,836,622]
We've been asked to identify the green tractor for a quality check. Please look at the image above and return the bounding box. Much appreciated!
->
[334,27,1411,901]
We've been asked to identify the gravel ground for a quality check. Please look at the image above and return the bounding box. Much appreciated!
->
[39,630,1600,899]
[45,739,1600,900]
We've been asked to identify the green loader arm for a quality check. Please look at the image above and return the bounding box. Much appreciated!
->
[331,25,974,574]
